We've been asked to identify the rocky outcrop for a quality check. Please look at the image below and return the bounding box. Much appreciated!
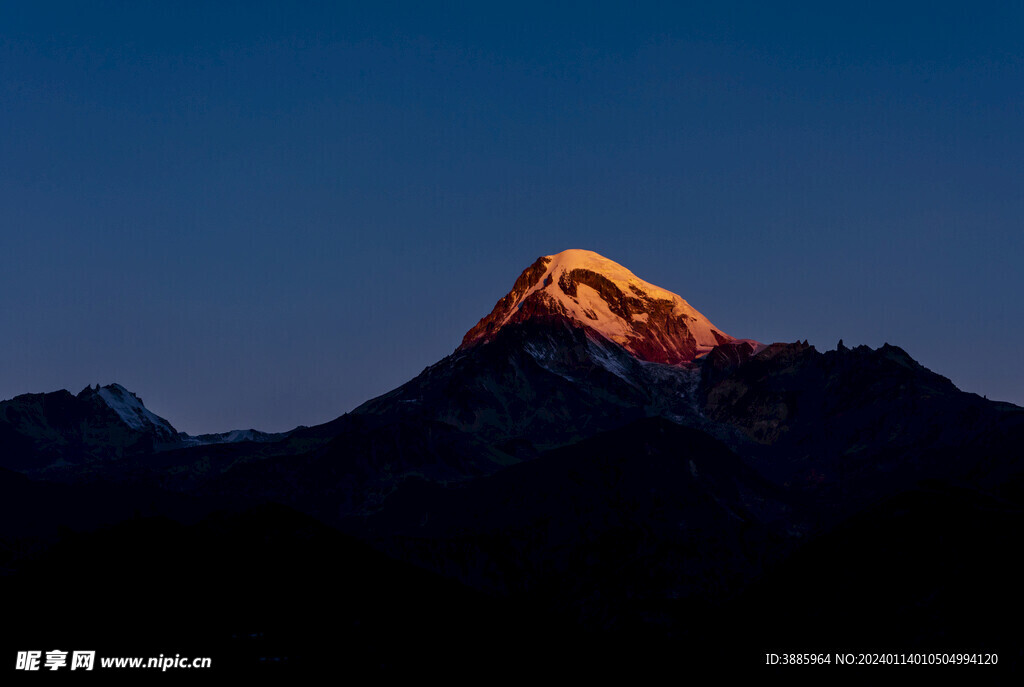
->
[461,256,552,347]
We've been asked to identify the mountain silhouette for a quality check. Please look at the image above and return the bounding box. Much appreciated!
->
[2,250,1021,677]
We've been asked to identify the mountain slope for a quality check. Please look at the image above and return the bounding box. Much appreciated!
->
[699,339,1024,512]
[354,320,713,449]
[86,383,178,441]
[360,418,796,609]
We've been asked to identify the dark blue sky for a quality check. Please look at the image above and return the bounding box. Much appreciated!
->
[2,1,1021,432]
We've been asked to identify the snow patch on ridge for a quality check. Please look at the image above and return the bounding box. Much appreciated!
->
[586,337,640,387]
[178,427,285,447]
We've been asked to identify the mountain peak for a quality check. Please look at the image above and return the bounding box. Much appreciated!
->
[77,383,178,441]
[461,249,745,364]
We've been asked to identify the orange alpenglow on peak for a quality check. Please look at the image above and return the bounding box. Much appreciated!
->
[461,249,758,365]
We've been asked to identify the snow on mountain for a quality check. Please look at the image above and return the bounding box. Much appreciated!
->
[92,383,178,441]
[73,384,287,449]
[461,249,753,364]
[178,428,286,446]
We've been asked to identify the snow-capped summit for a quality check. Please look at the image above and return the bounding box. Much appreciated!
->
[81,383,179,442]
[461,249,753,364]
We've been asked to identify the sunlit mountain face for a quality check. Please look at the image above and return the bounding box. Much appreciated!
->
[3,251,1022,678]
[462,248,760,364]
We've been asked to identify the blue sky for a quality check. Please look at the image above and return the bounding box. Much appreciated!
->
[2,2,1021,432]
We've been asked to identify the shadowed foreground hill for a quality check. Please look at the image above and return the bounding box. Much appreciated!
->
[0,496,576,676]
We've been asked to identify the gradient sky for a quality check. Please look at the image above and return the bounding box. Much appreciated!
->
[2,2,1021,433]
